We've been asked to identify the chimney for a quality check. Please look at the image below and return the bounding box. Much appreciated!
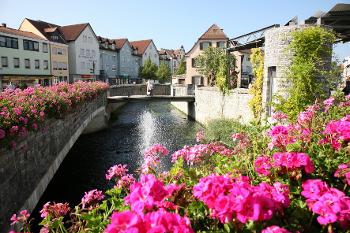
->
[1,23,6,27]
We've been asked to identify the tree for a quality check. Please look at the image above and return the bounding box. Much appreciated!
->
[156,63,171,83]
[175,59,186,75]
[139,58,158,80]
[195,47,236,88]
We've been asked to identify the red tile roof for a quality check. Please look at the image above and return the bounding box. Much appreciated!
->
[0,25,45,40]
[130,39,152,55]
[199,24,228,40]
[59,23,89,41]
[114,38,128,49]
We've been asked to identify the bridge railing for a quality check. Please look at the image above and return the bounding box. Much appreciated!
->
[109,84,171,97]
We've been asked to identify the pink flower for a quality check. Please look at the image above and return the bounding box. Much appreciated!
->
[117,174,136,189]
[255,155,272,176]
[323,96,335,111]
[334,162,350,185]
[40,202,70,219]
[106,164,128,180]
[124,174,175,214]
[105,209,194,233]
[272,112,288,121]
[10,209,30,225]
[0,129,5,139]
[322,115,350,150]
[105,210,143,233]
[273,152,314,174]
[302,179,350,226]
[193,174,290,224]
[196,130,205,143]
[262,226,291,233]
[268,125,296,149]
[81,189,104,209]
[144,144,169,157]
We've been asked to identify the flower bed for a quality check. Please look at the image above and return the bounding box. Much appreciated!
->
[0,81,109,148]
[9,93,350,233]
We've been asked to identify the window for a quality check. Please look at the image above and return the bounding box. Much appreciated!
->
[216,41,226,48]
[192,76,203,85]
[112,65,116,71]
[43,60,49,70]
[83,35,87,42]
[43,43,48,53]
[35,59,40,69]
[88,37,92,43]
[1,56,8,67]
[13,58,20,68]
[86,49,90,57]
[0,36,18,49]
[53,61,58,70]
[62,62,67,70]
[25,59,30,69]
[113,55,116,61]
[200,42,211,50]
[91,50,95,57]
[23,40,39,51]
[80,49,85,56]
[191,58,197,68]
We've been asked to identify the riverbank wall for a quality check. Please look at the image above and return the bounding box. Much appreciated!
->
[171,85,254,125]
[0,93,107,232]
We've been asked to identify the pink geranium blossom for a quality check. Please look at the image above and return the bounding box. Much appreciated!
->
[262,226,291,233]
[106,164,128,180]
[40,202,70,219]
[193,174,290,224]
[10,210,30,225]
[81,189,104,209]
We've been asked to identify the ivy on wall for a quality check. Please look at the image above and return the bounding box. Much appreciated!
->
[248,48,264,121]
[273,26,336,119]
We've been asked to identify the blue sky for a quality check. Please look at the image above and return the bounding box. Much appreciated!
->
[1,0,349,61]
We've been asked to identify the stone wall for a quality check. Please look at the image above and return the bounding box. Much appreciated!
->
[0,93,107,232]
[171,85,254,124]
[194,87,254,124]
[170,85,195,117]
[109,84,171,96]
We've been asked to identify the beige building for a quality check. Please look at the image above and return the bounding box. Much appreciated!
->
[19,18,69,84]
[185,24,229,86]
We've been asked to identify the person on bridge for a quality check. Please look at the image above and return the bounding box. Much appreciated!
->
[146,79,154,96]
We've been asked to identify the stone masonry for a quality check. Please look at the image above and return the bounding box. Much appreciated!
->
[0,93,107,232]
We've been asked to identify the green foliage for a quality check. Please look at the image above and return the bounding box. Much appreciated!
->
[248,48,264,121]
[156,62,171,83]
[195,47,237,90]
[175,59,186,75]
[273,26,336,119]
[139,58,158,80]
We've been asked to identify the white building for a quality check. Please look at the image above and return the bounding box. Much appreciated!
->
[130,39,159,66]
[59,23,100,82]
[159,46,185,74]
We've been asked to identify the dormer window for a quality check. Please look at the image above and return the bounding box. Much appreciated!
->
[216,41,226,48]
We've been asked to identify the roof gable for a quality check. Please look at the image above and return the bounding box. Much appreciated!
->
[199,24,228,40]
[130,39,153,55]
[59,23,89,41]
[22,18,66,43]
[114,38,128,49]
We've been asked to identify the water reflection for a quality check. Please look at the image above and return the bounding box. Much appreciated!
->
[32,102,201,213]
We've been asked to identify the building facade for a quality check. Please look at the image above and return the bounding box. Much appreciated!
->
[19,19,69,84]
[185,24,229,86]
[232,49,253,88]
[130,39,159,66]
[115,38,141,82]
[0,24,51,90]
[97,36,118,82]
[159,46,185,74]
[60,23,100,82]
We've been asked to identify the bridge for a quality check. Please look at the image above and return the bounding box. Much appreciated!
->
[107,95,195,103]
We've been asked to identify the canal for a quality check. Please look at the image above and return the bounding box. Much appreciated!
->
[31,101,201,224]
